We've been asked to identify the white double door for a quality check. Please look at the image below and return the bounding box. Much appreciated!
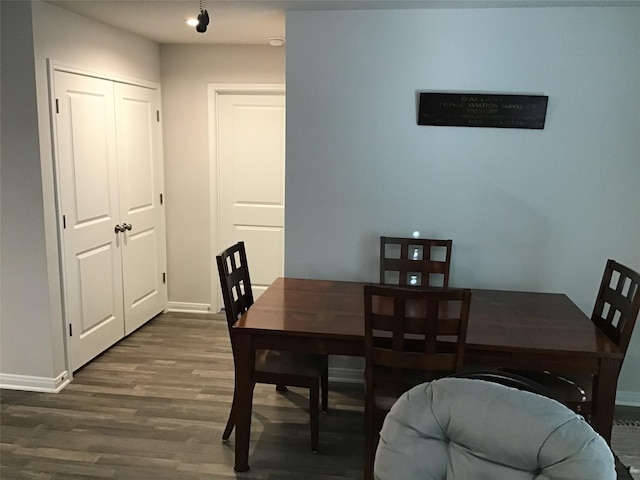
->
[54,70,167,371]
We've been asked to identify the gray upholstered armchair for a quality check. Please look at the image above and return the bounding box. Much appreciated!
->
[374,377,615,480]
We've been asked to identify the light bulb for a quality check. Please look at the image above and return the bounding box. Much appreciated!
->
[268,37,285,47]
[412,231,420,238]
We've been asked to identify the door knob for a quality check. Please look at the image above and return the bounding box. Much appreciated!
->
[115,224,124,234]
[123,223,132,231]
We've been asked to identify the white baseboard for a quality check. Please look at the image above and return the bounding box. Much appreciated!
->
[166,301,212,314]
[616,390,640,407]
[0,371,70,393]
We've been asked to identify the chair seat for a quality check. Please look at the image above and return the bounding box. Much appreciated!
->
[256,349,328,378]
[504,369,592,407]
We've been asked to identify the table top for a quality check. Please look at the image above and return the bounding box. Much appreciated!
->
[236,277,623,359]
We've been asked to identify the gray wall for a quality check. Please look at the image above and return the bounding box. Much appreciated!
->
[1,0,55,380]
[160,44,285,310]
[285,7,640,401]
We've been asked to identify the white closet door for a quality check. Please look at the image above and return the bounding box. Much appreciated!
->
[54,71,124,370]
[114,83,167,335]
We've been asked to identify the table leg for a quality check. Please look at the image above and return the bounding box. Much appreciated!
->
[233,331,255,472]
[591,357,620,444]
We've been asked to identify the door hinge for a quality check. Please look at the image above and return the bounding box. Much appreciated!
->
[63,215,66,229]
[160,193,163,205]
[55,99,60,114]
[163,272,166,284]
[69,324,73,336]
[157,110,160,122]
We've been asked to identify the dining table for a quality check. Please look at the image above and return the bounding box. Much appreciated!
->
[231,277,623,472]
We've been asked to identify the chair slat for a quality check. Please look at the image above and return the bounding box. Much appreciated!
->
[380,236,452,287]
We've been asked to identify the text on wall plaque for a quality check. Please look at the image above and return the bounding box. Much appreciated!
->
[418,93,548,129]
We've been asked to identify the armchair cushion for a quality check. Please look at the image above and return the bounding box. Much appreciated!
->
[374,378,615,480]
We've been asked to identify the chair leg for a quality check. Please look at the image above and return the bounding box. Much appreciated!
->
[222,402,236,441]
[363,402,374,480]
[321,366,329,413]
[310,380,320,453]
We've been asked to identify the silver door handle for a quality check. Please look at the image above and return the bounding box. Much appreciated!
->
[115,224,124,234]
[122,223,132,231]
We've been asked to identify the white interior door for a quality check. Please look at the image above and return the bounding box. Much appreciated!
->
[217,91,286,299]
[54,71,124,370]
[114,83,167,335]
[55,70,167,371]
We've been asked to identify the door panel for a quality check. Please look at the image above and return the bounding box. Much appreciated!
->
[54,71,124,370]
[125,227,160,305]
[236,227,284,288]
[218,92,285,299]
[77,243,120,333]
[114,83,166,335]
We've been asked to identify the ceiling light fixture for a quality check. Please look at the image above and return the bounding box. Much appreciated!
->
[268,37,285,47]
[195,0,209,33]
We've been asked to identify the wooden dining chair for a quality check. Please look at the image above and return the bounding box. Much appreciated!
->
[506,259,640,417]
[363,284,471,480]
[216,241,329,452]
[380,236,452,287]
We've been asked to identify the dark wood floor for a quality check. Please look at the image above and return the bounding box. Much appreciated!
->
[1,313,365,479]
[2,312,638,479]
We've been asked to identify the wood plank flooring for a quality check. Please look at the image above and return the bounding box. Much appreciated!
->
[1,313,365,479]
[2,312,638,479]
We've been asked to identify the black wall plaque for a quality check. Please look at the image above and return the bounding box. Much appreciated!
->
[418,93,548,129]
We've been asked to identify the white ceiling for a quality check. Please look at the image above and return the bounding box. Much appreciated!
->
[45,0,640,46]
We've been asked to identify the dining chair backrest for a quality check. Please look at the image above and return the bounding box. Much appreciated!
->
[364,284,471,390]
[591,259,640,355]
[216,241,254,337]
[362,284,471,480]
[379,236,452,287]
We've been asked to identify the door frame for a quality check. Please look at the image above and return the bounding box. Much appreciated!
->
[207,83,286,313]
[48,61,163,378]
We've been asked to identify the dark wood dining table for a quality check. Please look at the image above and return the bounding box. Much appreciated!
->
[231,277,623,472]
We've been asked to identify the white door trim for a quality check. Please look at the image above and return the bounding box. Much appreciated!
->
[207,83,285,314]
[49,60,160,90]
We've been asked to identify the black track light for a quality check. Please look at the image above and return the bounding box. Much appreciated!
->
[195,0,209,33]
